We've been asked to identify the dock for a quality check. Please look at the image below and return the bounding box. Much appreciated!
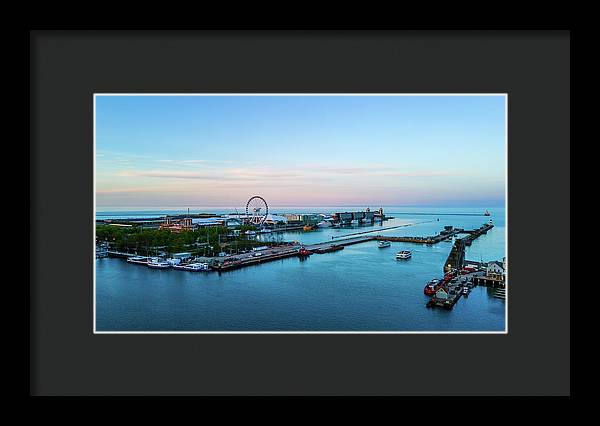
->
[426,290,463,309]
[305,235,374,251]
[212,249,301,272]
[473,275,506,288]
[443,222,494,272]
[311,244,344,254]
[492,288,506,299]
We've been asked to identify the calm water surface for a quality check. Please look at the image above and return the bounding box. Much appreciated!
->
[96,207,506,332]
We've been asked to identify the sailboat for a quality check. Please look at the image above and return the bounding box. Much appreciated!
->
[484,210,491,216]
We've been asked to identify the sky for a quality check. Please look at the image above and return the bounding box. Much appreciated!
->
[95,95,506,209]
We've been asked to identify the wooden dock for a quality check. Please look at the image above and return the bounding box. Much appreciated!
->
[473,275,506,288]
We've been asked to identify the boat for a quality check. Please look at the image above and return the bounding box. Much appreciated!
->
[245,230,257,235]
[484,210,491,216]
[147,258,171,269]
[424,279,442,296]
[317,220,333,228]
[462,287,471,295]
[378,241,391,248]
[126,256,148,265]
[303,224,317,231]
[396,250,412,259]
[297,246,312,256]
[173,262,209,271]
[259,229,272,234]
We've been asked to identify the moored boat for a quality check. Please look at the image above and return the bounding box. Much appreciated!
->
[245,230,257,235]
[147,258,171,269]
[378,241,391,248]
[173,262,209,271]
[127,256,148,265]
[297,246,312,256]
[424,278,442,296]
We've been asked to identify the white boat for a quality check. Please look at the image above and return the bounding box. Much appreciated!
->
[259,229,272,233]
[173,262,209,271]
[245,230,257,235]
[126,256,148,265]
[396,250,412,260]
[317,220,333,228]
[147,257,172,269]
[377,241,391,248]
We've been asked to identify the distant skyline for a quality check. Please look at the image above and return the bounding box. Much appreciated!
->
[95,95,506,208]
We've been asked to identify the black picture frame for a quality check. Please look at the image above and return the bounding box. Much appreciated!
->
[30,30,571,396]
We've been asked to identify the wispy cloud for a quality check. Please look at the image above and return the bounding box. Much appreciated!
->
[116,165,462,182]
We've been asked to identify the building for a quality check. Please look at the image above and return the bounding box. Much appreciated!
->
[434,287,449,300]
[263,214,288,225]
[172,252,192,260]
[282,213,303,222]
[159,216,195,232]
[486,260,506,281]
[191,218,226,228]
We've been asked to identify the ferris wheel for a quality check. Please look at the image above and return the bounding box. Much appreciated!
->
[246,196,268,225]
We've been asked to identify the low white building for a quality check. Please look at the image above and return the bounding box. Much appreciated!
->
[172,252,192,260]
[264,214,288,225]
[435,288,449,300]
[486,261,505,275]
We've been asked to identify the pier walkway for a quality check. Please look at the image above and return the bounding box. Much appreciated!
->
[305,235,375,252]
[330,220,436,239]
[443,222,494,273]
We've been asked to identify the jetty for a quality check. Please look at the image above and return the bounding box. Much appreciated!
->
[443,222,494,273]
[212,249,300,272]
[311,244,344,254]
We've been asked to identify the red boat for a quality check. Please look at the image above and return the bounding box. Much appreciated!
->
[442,271,456,285]
[297,246,312,256]
[424,279,443,296]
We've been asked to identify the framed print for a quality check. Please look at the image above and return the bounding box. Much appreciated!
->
[30,30,570,396]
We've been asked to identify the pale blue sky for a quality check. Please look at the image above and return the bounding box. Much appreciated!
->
[95,95,506,208]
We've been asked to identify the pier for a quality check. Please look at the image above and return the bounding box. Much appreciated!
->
[305,235,375,251]
[330,220,436,239]
[443,222,494,272]
[213,248,301,272]
[473,275,505,288]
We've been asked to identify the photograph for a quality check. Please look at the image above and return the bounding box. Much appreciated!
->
[94,93,507,333]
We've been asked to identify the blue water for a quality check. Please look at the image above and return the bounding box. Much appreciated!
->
[95,207,506,332]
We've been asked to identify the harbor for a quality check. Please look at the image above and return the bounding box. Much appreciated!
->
[96,204,506,331]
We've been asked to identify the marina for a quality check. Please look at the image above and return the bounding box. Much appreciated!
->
[96,206,506,331]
